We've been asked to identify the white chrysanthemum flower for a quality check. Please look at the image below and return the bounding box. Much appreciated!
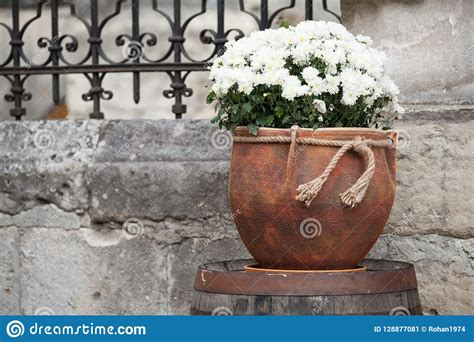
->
[324,74,340,94]
[356,34,373,46]
[208,20,403,128]
[313,99,327,114]
[302,67,326,95]
[281,75,309,100]
[379,76,400,97]
[342,87,358,106]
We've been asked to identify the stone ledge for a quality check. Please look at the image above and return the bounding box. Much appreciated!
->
[0,106,471,162]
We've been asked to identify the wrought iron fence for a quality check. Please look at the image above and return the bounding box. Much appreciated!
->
[0,0,340,120]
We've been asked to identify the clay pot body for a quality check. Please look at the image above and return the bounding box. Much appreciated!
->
[229,127,398,270]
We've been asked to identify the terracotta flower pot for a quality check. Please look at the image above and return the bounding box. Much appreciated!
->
[229,126,398,270]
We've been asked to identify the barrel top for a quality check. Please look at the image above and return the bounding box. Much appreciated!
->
[194,259,418,296]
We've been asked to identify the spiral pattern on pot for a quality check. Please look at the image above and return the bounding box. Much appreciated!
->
[299,218,322,239]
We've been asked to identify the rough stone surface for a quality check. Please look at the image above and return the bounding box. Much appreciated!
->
[20,227,170,315]
[369,234,473,315]
[342,0,474,105]
[386,107,474,238]
[0,227,20,315]
[0,110,472,315]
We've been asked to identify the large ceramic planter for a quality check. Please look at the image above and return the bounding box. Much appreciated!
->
[229,126,398,270]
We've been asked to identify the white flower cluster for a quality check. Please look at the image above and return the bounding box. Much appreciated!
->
[209,21,403,117]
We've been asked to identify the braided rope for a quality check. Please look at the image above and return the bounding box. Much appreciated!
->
[233,134,391,207]
[233,135,390,148]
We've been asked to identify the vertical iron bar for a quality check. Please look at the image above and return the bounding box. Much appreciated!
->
[88,0,103,118]
[260,0,269,29]
[215,0,226,53]
[50,0,60,105]
[10,0,25,120]
[131,0,140,104]
[170,0,185,119]
[305,0,313,20]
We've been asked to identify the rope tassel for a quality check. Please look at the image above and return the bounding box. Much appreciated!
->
[295,137,375,208]
[233,131,391,208]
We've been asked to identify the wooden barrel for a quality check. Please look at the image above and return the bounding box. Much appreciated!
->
[191,259,422,315]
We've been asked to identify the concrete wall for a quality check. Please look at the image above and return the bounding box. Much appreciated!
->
[0,110,472,315]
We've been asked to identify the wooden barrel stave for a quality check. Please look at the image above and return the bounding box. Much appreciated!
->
[191,259,423,316]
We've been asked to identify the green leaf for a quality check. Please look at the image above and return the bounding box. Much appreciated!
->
[265,115,274,125]
[275,106,284,118]
[206,92,215,104]
[256,117,266,126]
[242,102,253,113]
[248,124,258,135]
[282,115,291,124]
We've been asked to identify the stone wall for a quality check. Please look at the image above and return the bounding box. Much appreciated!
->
[0,111,472,315]
[342,0,473,105]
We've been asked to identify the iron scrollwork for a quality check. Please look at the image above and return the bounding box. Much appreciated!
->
[0,0,341,120]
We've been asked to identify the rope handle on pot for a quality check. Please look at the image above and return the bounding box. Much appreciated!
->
[233,126,393,208]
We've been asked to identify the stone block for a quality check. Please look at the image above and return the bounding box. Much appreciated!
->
[369,234,473,315]
[0,227,20,314]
